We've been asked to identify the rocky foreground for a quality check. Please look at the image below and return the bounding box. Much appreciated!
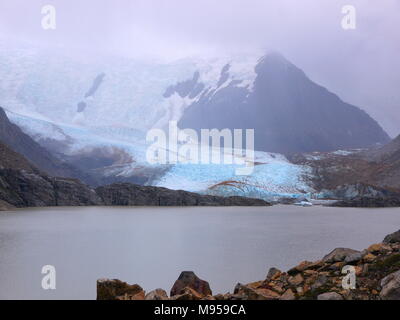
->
[97,229,400,300]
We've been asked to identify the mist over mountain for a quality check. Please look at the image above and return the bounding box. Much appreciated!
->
[0,41,393,199]
[179,53,390,154]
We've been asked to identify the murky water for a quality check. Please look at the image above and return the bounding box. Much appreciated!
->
[0,205,399,299]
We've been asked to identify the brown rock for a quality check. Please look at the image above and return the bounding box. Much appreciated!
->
[304,270,318,277]
[288,274,304,286]
[96,279,144,300]
[170,271,212,297]
[288,261,313,275]
[171,287,203,300]
[117,291,145,300]
[368,243,390,253]
[363,253,376,263]
[266,267,281,281]
[234,283,280,300]
[247,281,263,289]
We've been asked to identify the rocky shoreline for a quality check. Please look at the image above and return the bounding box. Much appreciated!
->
[97,229,400,300]
[0,169,271,210]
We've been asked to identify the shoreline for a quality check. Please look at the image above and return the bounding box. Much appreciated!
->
[97,229,400,300]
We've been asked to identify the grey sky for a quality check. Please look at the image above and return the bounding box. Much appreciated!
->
[0,0,399,136]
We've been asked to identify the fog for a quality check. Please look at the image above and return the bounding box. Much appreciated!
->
[0,0,399,136]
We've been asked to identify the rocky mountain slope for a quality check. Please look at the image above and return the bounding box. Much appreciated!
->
[97,229,400,300]
[0,41,391,191]
[179,53,389,154]
[0,135,270,209]
[0,106,96,184]
[292,134,400,192]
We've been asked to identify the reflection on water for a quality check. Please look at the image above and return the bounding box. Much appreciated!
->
[0,205,399,299]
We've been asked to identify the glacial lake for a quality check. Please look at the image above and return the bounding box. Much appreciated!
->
[0,205,399,300]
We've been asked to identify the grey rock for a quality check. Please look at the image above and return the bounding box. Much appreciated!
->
[345,252,364,264]
[322,248,360,263]
[383,230,400,244]
[145,288,169,300]
[311,275,329,291]
[317,292,343,300]
[380,270,400,300]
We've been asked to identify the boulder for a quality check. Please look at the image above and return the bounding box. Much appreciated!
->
[170,271,212,298]
[266,267,281,281]
[383,230,400,244]
[145,288,169,300]
[96,279,144,300]
[322,248,360,263]
[380,270,400,300]
[344,252,364,264]
[317,292,343,300]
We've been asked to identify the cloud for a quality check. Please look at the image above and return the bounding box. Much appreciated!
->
[0,0,399,136]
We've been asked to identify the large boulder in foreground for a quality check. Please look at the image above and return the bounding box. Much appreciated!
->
[170,271,212,298]
[96,279,145,300]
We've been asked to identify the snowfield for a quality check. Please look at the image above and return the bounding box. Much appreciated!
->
[1,39,315,199]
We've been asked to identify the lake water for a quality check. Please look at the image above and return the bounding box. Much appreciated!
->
[0,205,399,299]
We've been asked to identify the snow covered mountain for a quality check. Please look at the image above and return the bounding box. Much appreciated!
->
[0,39,388,200]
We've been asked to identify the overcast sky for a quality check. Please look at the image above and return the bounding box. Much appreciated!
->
[0,0,399,136]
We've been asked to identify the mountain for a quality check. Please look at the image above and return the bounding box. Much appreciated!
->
[179,53,390,154]
[292,135,400,193]
[0,106,96,184]
[0,41,391,198]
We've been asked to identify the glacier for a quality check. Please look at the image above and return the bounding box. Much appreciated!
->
[0,39,315,199]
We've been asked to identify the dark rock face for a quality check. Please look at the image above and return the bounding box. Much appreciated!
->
[85,73,105,98]
[164,71,205,99]
[170,271,212,298]
[323,183,400,200]
[95,183,271,206]
[179,53,389,154]
[0,106,92,182]
[0,168,101,207]
[0,142,270,208]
